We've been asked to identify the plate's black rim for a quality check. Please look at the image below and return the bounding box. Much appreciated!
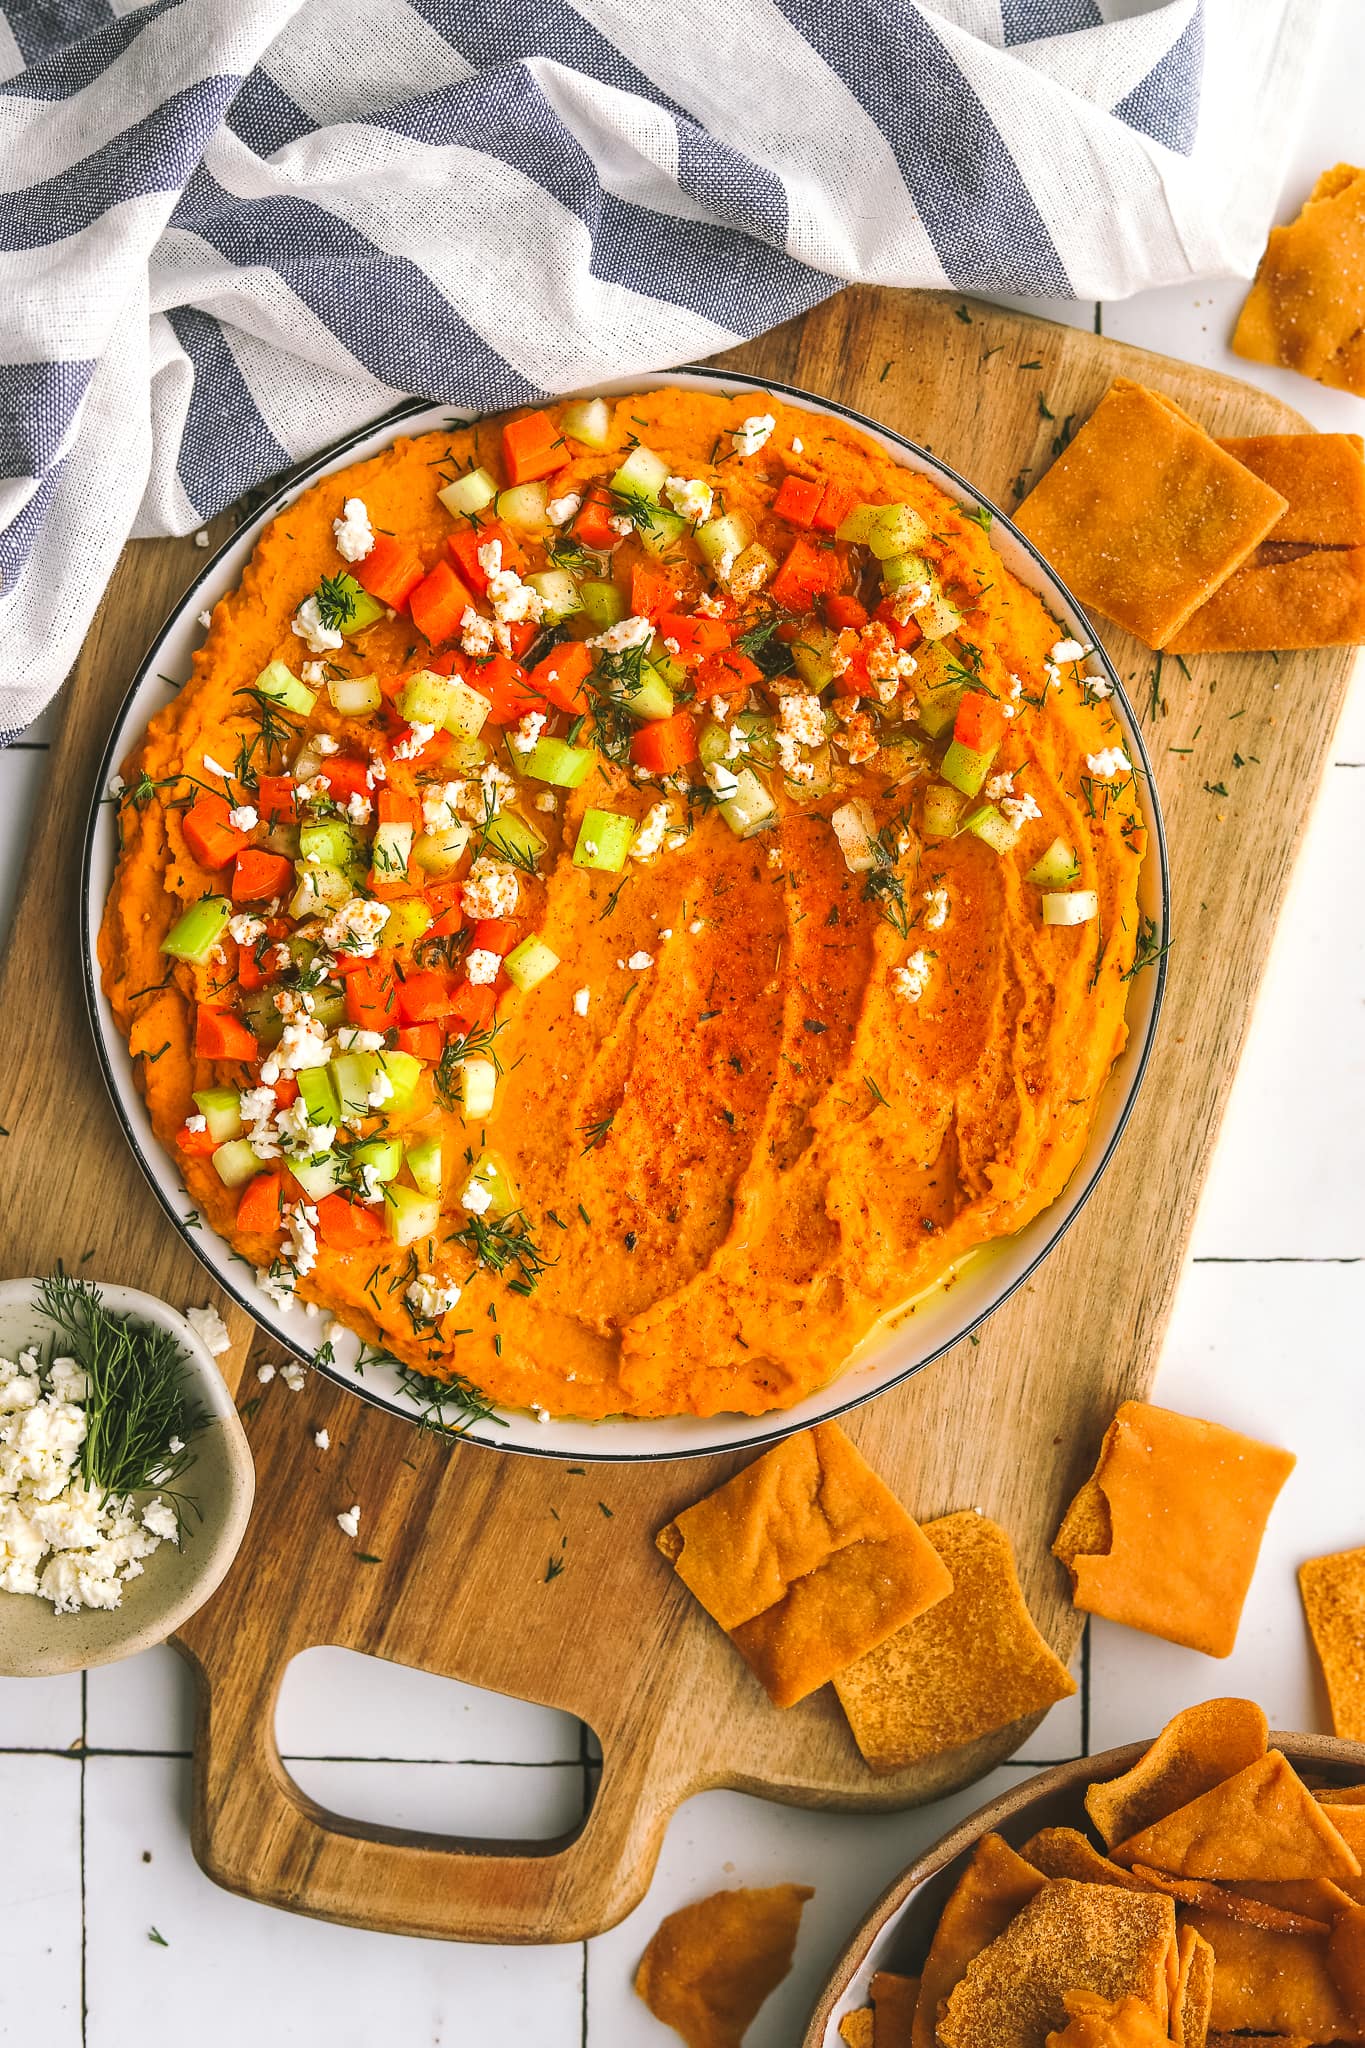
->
[79,367,1171,1465]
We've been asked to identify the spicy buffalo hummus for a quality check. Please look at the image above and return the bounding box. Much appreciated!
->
[100,387,1148,1422]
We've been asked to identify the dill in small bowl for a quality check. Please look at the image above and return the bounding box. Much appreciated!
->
[0,1272,253,1677]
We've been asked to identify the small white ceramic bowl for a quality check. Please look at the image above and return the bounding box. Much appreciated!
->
[0,1279,253,1679]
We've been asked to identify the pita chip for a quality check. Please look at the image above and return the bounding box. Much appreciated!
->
[1110,1751,1360,1882]
[1052,1402,1295,1658]
[1046,1990,1172,2048]
[1172,1924,1215,2048]
[1300,1544,1365,1739]
[656,1423,951,1708]
[911,1832,1046,2048]
[1233,165,1365,396]
[1020,1828,1159,1895]
[1128,1864,1331,1936]
[1085,1699,1269,1847]
[936,1880,1176,2048]
[1185,1909,1359,2039]
[634,1883,812,2048]
[833,1511,1076,1772]
[839,2012,874,2048]
[1014,379,1287,649]
[870,1970,919,2044]
[1206,2037,1312,2047]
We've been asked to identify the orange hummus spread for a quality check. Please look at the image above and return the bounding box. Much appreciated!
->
[99,387,1147,1422]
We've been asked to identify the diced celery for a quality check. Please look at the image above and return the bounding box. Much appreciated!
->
[698,720,732,768]
[914,590,964,641]
[310,988,346,1030]
[192,1086,243,1143]
[290,1153,345,1201]
[353,1134,403,1182]
[383,1183,440,1247]
[504,935,559,991]
[790,624,840,693]
[298,820,360,868]
[695,509,754,568]
[396,669,453,727]
[718,767,777,839]
[459,1059,497,1119]
[622,663,674,723]
[915,687,963,740]
[441,677,493,740]
[476,1153,518,1219]
[288,862,351,921]
[833,501,881,545]
[297,1067,340,1127]
[1042,889,1099,927]
[162,894,231,963]
[561,396,612,450]
[378,1050,422,1110]
[405,1133,443,1198]
[211,1138,269,1189]
[922,783,968,838]
[960,803,1021,855]
[637,505,688,560]
[371,819,413,883]
[382,898,433,950]
[648,639,687,690]
[326,673,382,717]
[254,660,317,717]
[437,466,497,518]
[940,737,996,798]
[331,573,386,636]
[497,481,550,532]
[866,504,932,561]
[241,990,284,1047]
[447,734,489,771]
[830,799,879,873]
[579,579,626,630]
[331,1051,377,1120]
[880,550,933,593]
[610,445,669,502]
[525,568,583,623]
[412,823,471,878]
[727,542,776,596]
[1027,838,1080,888]
[573,809,635,872]
[524,736,594,789]
[483,812,546,867]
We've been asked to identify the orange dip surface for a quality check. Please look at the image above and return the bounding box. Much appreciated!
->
[99,387,1147,1421]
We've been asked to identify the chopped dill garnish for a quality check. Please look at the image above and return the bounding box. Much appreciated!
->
[453,1210,556,1291]
[1120,914,1173,982]
[313,571,358,632]
[544,1555,565,1581]
[580,1113,616,1154]
[864,1075,890,1108]
[861,826,910,938]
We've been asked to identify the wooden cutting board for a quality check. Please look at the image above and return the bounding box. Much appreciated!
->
[1,289,1355,1945]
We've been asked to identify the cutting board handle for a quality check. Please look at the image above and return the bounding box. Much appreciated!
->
[179,1635,668,1944]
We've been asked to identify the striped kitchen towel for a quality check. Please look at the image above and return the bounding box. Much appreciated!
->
[0,0,1324,738]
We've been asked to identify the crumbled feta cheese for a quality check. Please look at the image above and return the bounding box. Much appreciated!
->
[260,1018,331,1085]
[704,762,740,802]
[573,988,591,1016]
[196,610,212,630]
[1000,791,1042,829]
[366,1069,394,1111]
[694,591,725,618]
[466,947,501,986]
[333,497,374,563]
[535,792,557,813]
[791,436,804,453]
[731,413,776,458]
[608,513,635,536]
[227,804,258,832]
[546,491,582,526]
[107,774,126,799]
[293,775,332,807]
[301,660,326,685]
[334,1026,385,1055]
[202,754,233,779]
[228,912,265,946]
[774,691,825,783]
[460,1177,493,1215]
[391,721,435,760]
[284,1202,319,1278]
[276,1096,335,1159]
[320,896,391,958]
[256,1361,277,1384]
[312,733,339,757]
[461,857,519,921]
[984,770,1015,802]
[663,475,714,523]
[421,781,465,834]
[142,1498,179,1543]
[511,710,546,755]
[238,1083,281,1159]
[486,562,544,627]
[1086,748,1132,779]
[292,595,343,654]
[405,1275,461,1320]
[1050,638,1088,664]
[922,887,950,931]
[184,1113,207,1134]
[280,1362,307,1393]
[626,950,654,971]
[459,607,496,658]
[336,1505,360,1539]
[314,1429,330,1451]
[629,802,670,861]
[589,613,653,654]
[194,529,209,548]
[689,919,704,934]
[893,950,933,1003]
[185,1305,231,1358]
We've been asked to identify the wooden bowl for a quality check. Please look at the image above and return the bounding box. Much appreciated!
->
[803,1730,1365,2047]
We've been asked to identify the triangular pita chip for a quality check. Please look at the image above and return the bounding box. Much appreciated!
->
[871,1969,919,2045]
[1233,165,1365,395]
[1226,1875,1357,1920]
[911,1833,1046,2048]
[1328,1902,1365,2031]
[1172,1923,1214,2048]
[1053,1403,1295,1657]
[1185,1909,1359,2039]
[1020,1829,1159,1894]
[1128,1864,1330,1935]
[633,1883,812,2048]
[1044,1990,1171,2047]
[833,1511,1076,1771]
[1086,1699,1269,1847]
[1300,1545,1365,1740]
[1112,1752,1360,1881]
[936,1880,1176,2048]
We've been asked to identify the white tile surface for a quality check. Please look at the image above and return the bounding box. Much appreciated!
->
[0,1669,83,1751]
[274,1644,582,1763]
[82,1757,585,2048]
[85,1643,195,1754]
[0,1755,83,2048]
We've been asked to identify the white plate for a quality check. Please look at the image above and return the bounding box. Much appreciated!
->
[80,370,1169,1463]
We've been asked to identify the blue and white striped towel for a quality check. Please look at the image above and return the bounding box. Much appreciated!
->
[0,0,1323,739]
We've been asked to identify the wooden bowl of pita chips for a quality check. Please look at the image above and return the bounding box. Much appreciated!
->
[806,1700,1365,2048]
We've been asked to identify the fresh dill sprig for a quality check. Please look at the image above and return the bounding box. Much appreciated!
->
[313,571,358,632]
[1121,913,1173,983]
[434,1019,507,1109]
[580,1112,616,1154]
[232,686,301,771]
[452,1209,556,1292]
[861,826,910,938]
[396,1360,505,1438]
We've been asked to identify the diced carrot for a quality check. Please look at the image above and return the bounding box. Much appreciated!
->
[396,969,453,1025]
[469,652,541,725]
[353,533,425,611]
[314,755,371,807]
[770,534,846,613]
[658,612,732,656]
[396,1023,444,1063]
[409,559,476,646]
[256,774,296,825]
[471,918,518,956]
[194,1005,257,1062]
[812,480,859,534]
[573,485,617,552]
[177,1122,219,1157]
[182,794,247,870]
[231,848,293,903]
[775,621,802,642]
[501,408,566,486]
[315,1191,385,1249]
[630,711,698,777]
[273,1076,299,1109]
[528,640,593,715]
[824,594,869,631]
[631,562,681,620]
[873,596,923,652]
[422,883,464,939]
[344,963,397,1032]
[377,788,421,831]
[235,942,266,993]
[772,474,823,527]
[446,982,497,1034]
[380,725,450,773]
[236,1171,284,1236]
[696,649,763,699]
[447,518,518,595]
[504,618,540,660]
[954,690,1008,753]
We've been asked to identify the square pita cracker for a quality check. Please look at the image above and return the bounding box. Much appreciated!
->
[656,1423,951,1708]
[1300,1544,1365,1739]
[1052,1401,1295,1657]
[832,1511,1075,1771]
[1014,379,1287,648]
[1184,1909,1358,2039]
[1085,1699,1269,1847]
[1109,1751,1360,1883]
[870,1970,919,2044]
[1169,434,1365,653]
[1044,1990,1172,2046]
[633,1882,812,2048]
[936,1879,1176,2048]
[1233,166,1365,395]
[911,1832,1046,2048]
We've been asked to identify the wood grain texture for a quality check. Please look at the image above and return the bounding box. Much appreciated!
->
[1,288,1356,1945]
